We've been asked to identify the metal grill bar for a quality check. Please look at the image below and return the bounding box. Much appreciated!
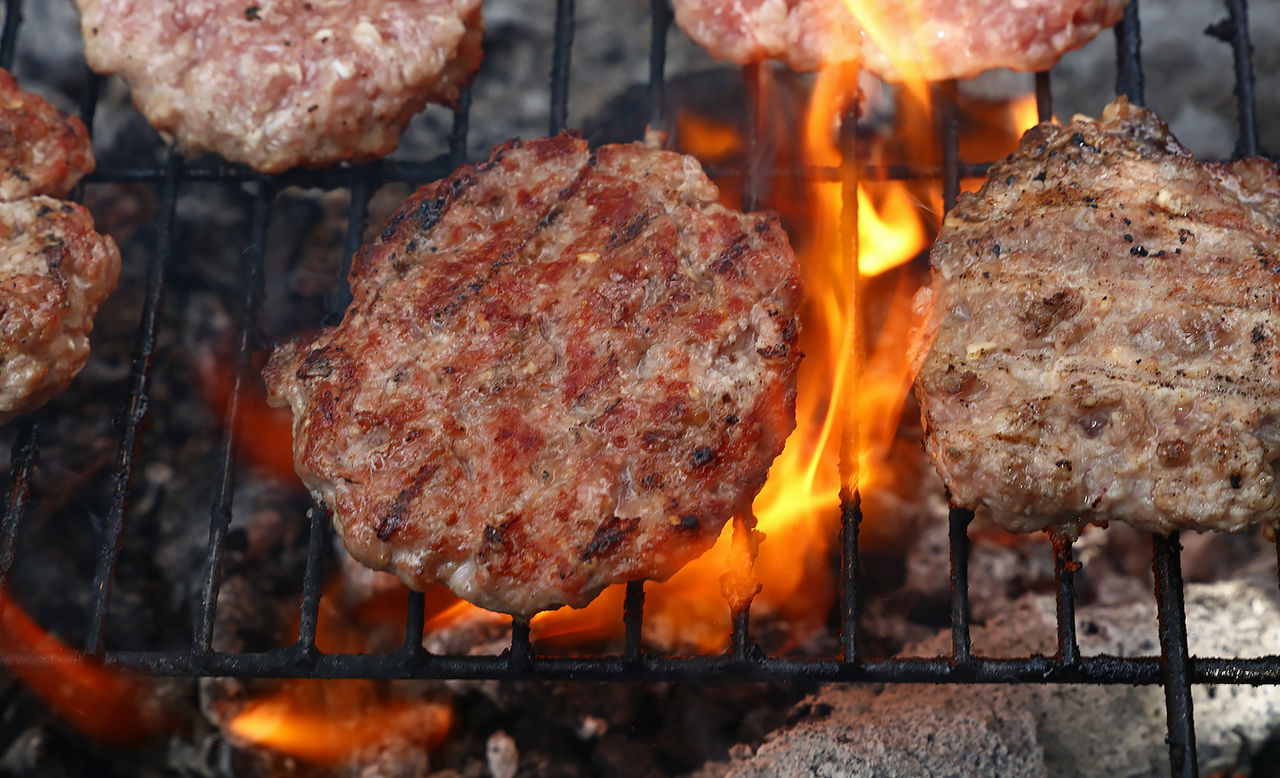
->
[839,490,861,665]
[648,0,672,130]
[1154,534,1198,777]
[194,176,274,656]
[84,649,1239,684]
[0,419,36,611]
[84,150,182,656]
[0,0,22,71]
[1052,534,1080,667]
[294,506,328,656]
[1114,0,1144,105]
[549,0,575,135]
[1035,71,1052,122]
[1217,0,1260,158]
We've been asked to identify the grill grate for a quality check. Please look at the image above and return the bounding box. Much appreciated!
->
[0,1,1272,776]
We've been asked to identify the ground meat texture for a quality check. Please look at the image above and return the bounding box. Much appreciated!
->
[915,98,1280,537]
[73,0,483,173]
[264,133,802,616]
[0,198,121,424]
[0,69,94,200]
[671,0,1128,81]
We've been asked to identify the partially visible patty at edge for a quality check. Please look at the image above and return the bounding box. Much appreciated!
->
[0,68,94,200]
[265,132,803,616]
[671,0,1128,80]
[0,198,121,424]
[73,0,482,173]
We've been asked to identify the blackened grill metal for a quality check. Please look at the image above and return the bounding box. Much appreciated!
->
[0,1,1269,775]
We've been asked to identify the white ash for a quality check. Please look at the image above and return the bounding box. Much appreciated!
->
[485,731,519,778]
[703,575,1280,778]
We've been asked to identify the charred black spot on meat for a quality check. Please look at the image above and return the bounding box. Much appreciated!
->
[244,5,261,20]
[1070,132,1101,154]
[639,473,665,491]
[1018,290,1083,338]
[1253,325,1267,344]
[1231,473,1243,489]
[376,462,440,541]
[679,514,700,530]
[605,211,652,251]
[579,516,640,562]
[757,316,799,358]
[297,345,342,380]
[691,446,715,466]
[725,414,739,425]
[715,233,752,274]
[1130,245,1148,256]
[1056,460,1072,471]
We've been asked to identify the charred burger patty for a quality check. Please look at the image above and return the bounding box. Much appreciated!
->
[265,133,802,616]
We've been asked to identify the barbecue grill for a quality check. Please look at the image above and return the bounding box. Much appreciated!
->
[0,1,1271,776]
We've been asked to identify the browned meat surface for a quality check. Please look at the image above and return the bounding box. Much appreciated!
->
[0,68,94,200]
[264,133,803,616]
[671,0,1127,81]
[73,0,482,173]
[0,198,121,424]
[915,98,1280,536]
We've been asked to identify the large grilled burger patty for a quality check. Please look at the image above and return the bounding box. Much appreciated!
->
[671,0,1127,80]
[264,133,803,616]
[73,0,483,173]
[915,98,1280,537]
[0,72,118,425]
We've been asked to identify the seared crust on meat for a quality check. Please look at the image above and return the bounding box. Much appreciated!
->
[916,98,1280,536]
[264,133,802,616]
[0,69,94,200]
[672,0,1128,81]
[0,198,121,424]
[73,0,483,173]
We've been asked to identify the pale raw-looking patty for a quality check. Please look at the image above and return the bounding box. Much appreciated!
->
[672,0,1128,80]
[915,98,1280,536]
[0,198,121,425]
[0,68,94,200]
[73,0,483,173]
[264,133,802,616]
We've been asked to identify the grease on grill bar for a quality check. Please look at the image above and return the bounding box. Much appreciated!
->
[0,2,1272,777]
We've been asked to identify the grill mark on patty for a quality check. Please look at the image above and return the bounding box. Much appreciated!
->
[578,515,640,562]
[375,461,441,541]
[430,157,597,325]
[605,210,653,251]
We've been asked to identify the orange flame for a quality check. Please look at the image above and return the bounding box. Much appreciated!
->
[225,582,453,763]
[227,684,451,765]
[193,344,298,482]
[0,594,163,746]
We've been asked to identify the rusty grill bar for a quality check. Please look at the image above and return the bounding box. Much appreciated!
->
[0,1,1271,775]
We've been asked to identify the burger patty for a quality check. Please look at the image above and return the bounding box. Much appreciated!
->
[0,198,121,425]
[671,0,1128,80]
[73,0,483,173]
[915,98,1280,536]
[264,133,803,616]
[0,68,94,200]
